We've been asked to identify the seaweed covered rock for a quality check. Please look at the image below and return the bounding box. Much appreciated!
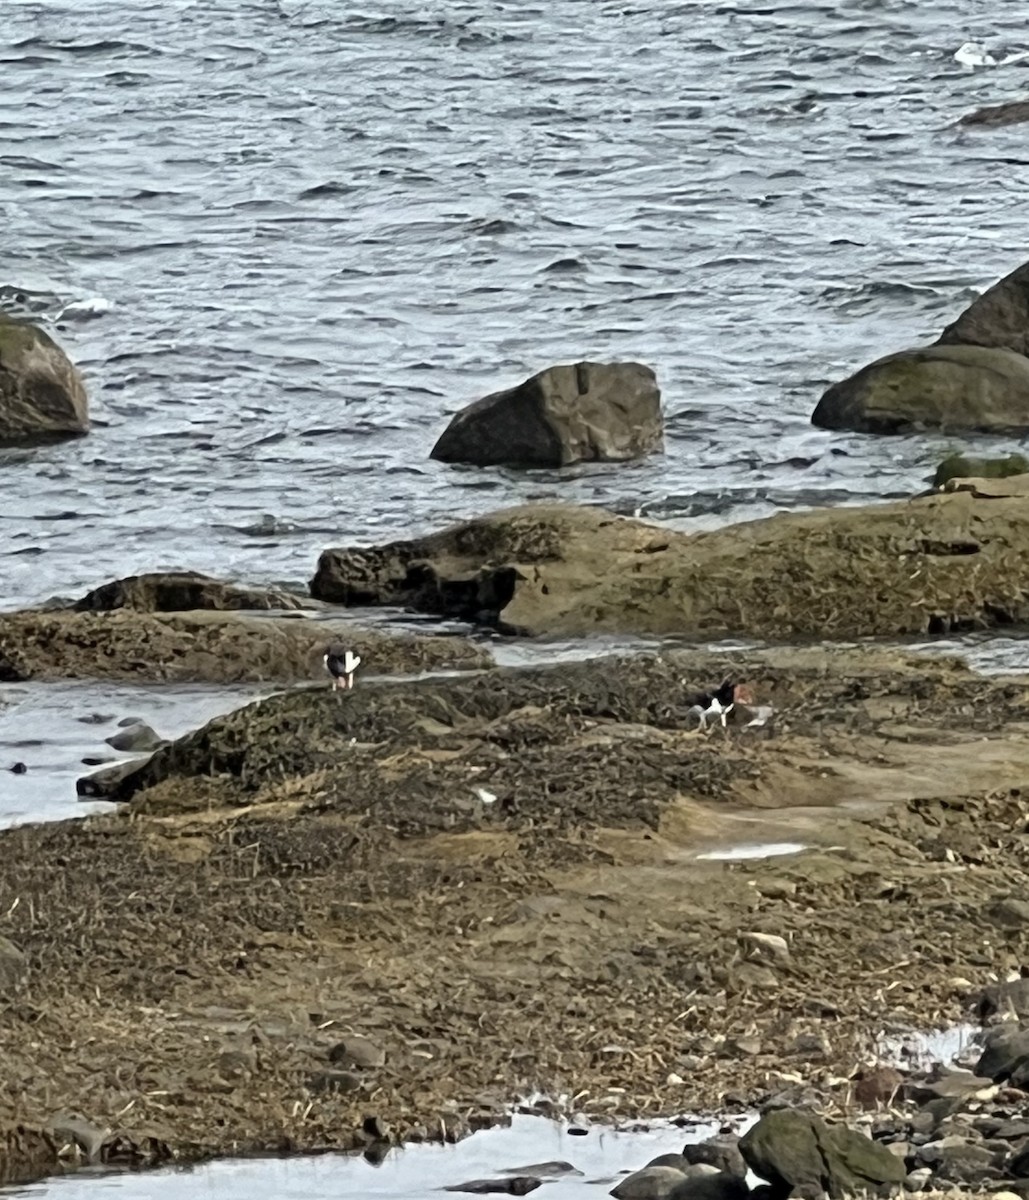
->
[312,491,1029,639]
[813,259,1029,434]
[430,361,663,468]
[811,345,1029,434]
[933,452,1029,488]
[73,571,307,613]
[0,317,88,444]
[0,609,490,684]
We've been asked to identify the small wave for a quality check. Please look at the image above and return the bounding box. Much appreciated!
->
[954,40,1029,68]
[298,181,357,199]
[11,37,161,56]
[57,297,114,321]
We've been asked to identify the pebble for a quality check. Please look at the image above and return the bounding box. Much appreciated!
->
[905,1168,932,1192]
[327,1034,386,1069]
[306,1069,362,1094]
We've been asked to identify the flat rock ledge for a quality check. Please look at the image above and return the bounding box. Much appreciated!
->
[0,608,491,684]
[310,486,1029,638]
[3,644,1029,1186]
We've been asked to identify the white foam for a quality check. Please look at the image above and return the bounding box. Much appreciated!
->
[696,841,807,861]
[57,296,114,319]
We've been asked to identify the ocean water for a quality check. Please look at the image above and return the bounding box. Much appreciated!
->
[3,0,1029,609]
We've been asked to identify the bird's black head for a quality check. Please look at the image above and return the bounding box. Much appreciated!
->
[713,679,736,706]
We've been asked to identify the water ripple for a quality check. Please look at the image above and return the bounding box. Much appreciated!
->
[2,0,1029,607]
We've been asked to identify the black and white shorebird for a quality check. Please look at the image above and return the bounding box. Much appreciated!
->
[686,679,753,731]
[324,644,361,691]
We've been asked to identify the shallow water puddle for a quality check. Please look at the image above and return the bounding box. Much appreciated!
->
[13,1116,727,1199]
[879,1023,981,1070]
[0,681,265,827]
[695,841,808,861]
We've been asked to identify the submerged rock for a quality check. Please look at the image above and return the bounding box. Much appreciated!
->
[933,452,1029,488]
[430,361,663,468]
[811,345,1029,434]
[445,1179,541,1195]
[0,317,88,444]
[104,722,165,754]
[0,608,490,684]
[311,491,1029,639]
[959,99,1029,128]
[73,571,308,613]
[739,1108,906,1198]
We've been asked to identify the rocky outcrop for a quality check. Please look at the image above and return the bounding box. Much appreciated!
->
[312,489,1029,638]
[0,1126,58,1187]
[976,977,1029,1021]
[933,452,1029,488]
[975,1023,1029,1082]
[813,260,1029,433]
[739,1109,905,1198]
[73,572,308,613]
[0,317,88,444]
[811,345,1029,434]
[0,608,490,684]
[430,361,663,468]
[959,99,1029,128]
[938,259,1029,357]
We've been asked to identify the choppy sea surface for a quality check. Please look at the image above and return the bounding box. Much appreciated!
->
[3,0,1029,609]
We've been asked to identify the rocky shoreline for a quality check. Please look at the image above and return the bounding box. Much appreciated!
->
[2,642,1029,1193]
[4,475,1029,1193]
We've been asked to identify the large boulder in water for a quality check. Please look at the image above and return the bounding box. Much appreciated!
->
[739,1109,905,1198]
[937,259,1029,356]
[811,344,1029,434]
[430,361,663,468]
[0,317,89,444]
[813,259,1029,434]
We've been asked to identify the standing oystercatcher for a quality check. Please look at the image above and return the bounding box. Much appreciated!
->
[686,679,753,731]
[324,644,361,691]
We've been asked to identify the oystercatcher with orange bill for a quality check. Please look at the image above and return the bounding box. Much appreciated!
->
[324,645,361,691]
